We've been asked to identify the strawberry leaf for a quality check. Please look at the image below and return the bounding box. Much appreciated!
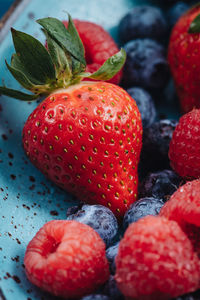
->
[11,28,56,84]
[0,15,126,101]
[71,56,83,76]
[6,60,36,90]
[11,54,41,85]
[37,17,86,67]
[83,49,126,81]
[188,13,200,33]
[0,86,39,100]
[44,30,72,80]
[67,14,85,74]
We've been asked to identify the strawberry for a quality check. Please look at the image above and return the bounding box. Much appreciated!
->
[24,220,109,298]
[168,4,200,113]
[169,108,200,179]
[0,15,142,217]
[62,19,123,85]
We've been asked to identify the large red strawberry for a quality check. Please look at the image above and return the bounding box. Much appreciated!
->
[0,16,142,218]
[62,19,123,85]
[168,4,200,113]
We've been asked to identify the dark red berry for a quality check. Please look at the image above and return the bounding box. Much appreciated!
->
[63,19,123,84]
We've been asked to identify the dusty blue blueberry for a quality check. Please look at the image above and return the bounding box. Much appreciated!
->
[81,295,111,300]
[174,289,200,299]
[103,276,124,300]
[67,204,118,247]
[164,0,198,4]
[139,170,182,201]
[123,197,164,230]
[127,87,156,128]
[106,242,119,274]
[140,119,178,173]
[66,204,82,217]
[122,39,169,89]
[167,2,189,28]
[119,5,167,43]
[163,79,178,104]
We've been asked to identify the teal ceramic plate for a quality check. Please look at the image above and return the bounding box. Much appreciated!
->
[0,0,178,299]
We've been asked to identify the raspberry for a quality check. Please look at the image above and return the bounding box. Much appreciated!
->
[63,20,122,85]
[169,109,200,179]
[115,216,199,300]
[160,179,200,257]
[24,220,109,298]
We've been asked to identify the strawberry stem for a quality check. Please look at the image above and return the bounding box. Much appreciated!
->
[0,14,126,101]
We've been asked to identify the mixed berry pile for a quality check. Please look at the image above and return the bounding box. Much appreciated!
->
[3,0,200,299]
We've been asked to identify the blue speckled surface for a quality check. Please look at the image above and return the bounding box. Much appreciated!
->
[0,0,176,299]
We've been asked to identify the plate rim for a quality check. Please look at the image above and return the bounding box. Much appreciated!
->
[0,0,31,42]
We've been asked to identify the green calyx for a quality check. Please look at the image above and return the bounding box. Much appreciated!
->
[188,2,200,34]
[0,14,126,101]
[189,13,200,33]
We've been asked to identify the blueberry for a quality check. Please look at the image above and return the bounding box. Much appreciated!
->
[163,79,178,104]
[159,0,195,4]
[119,6,167,43]
[103,276,124,300]
[127,87,156,128]
[140,119,178,174]
[106,242,119,274]
[122,39,169,89]
[67,204,118,247]
[167,2,189,28]
[123,197,164,230]
[139,170,182,201]
[164,0,197,3]
[81,295,111,300]
[174,289,200,299]
[66,203,83,217]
